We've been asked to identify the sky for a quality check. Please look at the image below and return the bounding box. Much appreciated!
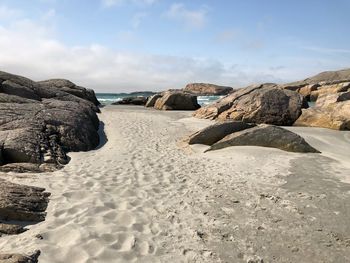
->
[0,0,349,92]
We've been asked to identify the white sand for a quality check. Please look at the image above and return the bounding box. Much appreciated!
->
[1,106,350,263]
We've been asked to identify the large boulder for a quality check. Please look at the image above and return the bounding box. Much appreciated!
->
[187,121,255,145]
[309,81,350,101]
[112,96,147,106]
[145,94,162,107]
[207,124,320,153]
[193,84,307,125]
[295,100,350,130]
[183,83,233,95]
[0,71,100,172]
[154,92,200,110]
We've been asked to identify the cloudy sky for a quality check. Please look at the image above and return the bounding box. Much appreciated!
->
[0,0,349,92]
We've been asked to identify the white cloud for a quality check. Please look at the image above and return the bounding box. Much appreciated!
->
[102,0,157,8]
[302,46,350,54]
[164,3,208,29]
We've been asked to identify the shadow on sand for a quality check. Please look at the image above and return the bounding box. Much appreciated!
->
[95,121,108,150]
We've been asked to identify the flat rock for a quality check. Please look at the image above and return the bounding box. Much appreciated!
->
[154,92,200,110]
[193,84,307,125]
[0,251,40,263]
[207,124,320,153]
[0,179,50,222]
[187,121,255,145]
[183,83,233,95]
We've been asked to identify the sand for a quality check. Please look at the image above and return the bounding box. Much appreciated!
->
[0,105,350,263]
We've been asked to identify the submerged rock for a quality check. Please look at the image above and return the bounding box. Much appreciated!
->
[154,91,200,110]
[193,84,307,125]
[207,124,320,153]
[184,83,233,95]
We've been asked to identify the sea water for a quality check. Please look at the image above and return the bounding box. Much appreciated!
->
[96,93,223,106]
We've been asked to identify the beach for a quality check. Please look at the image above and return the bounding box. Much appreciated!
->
[1,105,350,263]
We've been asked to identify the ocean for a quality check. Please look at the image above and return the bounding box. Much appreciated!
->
[96,93,224,106]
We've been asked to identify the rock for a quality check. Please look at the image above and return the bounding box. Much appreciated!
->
[0,223,26,235]
[187,121,255,145]
[154,92,200,110]
[0,251,40,263]
[295,101,350,130]
[0,71,100,172]
[145,94,162,107]
[309,82,350,101]
[207,124,320,153]
[37,79,100,106]
[112,96,147,106]
[315,91,350,107]
[0,179,50,222]
[193,84,307,126]
[183,83,233,95]
[1,81,41,101]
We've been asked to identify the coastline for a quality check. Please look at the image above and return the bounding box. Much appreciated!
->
[1,105,349,262]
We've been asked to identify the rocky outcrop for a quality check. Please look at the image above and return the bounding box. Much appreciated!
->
[112,96,148,106]
[0,71,100,172]
[295,100,350,130]
[282,68,350,101]
[193,84,307,126]
[203,124,319,153]
[0,223,26,235]
[0,251,40,263]
[154,92,200,110]
[0,179,50,222]
[145,94,162,108]
[187,121,255,145]
[184,83,233,95]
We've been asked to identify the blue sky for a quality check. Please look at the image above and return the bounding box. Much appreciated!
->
[0,0,349,92]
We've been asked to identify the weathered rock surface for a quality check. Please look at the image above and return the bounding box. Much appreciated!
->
[193,84,307,125]
[0,179,50,222]
[112,96,147,106]
[145,94,162,108]
[0,223,26,235]
[183,83,233,95]
[207,124,320,153]
[315,91,350,107]
[295,100,350,130]
[0,71,100,172]
[282,68,350,101]
[154,92,200,110]
[187,121,255,145]
[0,251,40,263]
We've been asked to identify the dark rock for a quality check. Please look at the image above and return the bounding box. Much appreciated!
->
[154,92,200,110]
[187,121,255,145]
[0,250,40,263]
[0,71,100,172]
[145,94,162,107]
[0,223,26,235]
[207,124,320,153]
[183,83,233,95]
[193,84,307,126]
[1,81,41,101]
[0,179,50,222]
[112,96,147,106]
